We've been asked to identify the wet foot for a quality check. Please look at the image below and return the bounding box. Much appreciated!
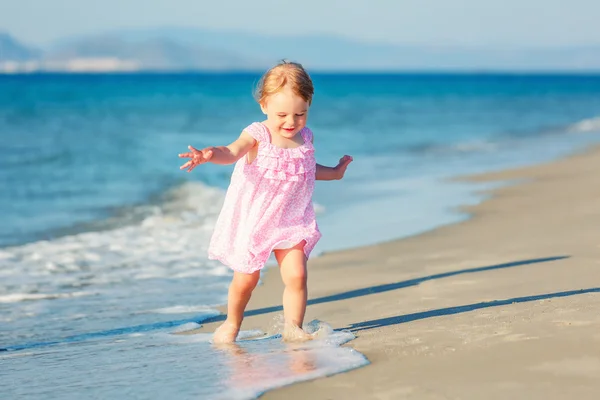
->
[212,321,240,344]
[282,323,314,342]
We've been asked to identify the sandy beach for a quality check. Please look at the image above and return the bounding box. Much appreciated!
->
[198,145,600,399]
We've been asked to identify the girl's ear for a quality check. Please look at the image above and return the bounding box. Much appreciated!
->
[259,101,267,115]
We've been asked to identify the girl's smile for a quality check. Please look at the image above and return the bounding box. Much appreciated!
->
[260,86,309,140]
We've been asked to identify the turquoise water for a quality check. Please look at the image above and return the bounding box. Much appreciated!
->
[2,73,600,399]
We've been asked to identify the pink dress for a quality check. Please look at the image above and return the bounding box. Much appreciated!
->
[208,122,321,273]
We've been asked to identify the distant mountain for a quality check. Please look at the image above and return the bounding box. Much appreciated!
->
[0,32,40,61]
[87,27,600,71]
[43,35,265,70]
[1,28,600,72]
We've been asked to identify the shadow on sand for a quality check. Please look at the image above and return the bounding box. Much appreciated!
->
[345,287,600,333]
[241,255,570,319]
[1,256,576,352]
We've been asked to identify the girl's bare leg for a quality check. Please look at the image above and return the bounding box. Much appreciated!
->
[213,270,260,343]
[274,242,312,341]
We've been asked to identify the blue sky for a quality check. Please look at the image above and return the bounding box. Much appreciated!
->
[2,0,599,47]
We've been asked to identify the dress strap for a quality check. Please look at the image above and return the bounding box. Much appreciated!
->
[243,122,269,143]
[301,127,313,144]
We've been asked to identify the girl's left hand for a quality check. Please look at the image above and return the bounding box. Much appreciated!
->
[334,155,353,179]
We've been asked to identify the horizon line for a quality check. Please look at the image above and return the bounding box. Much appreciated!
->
[2,69,600,76]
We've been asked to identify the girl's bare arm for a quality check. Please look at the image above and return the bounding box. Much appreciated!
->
[311,134,353,181]
[179,131,256,171]
[316,156,353,181]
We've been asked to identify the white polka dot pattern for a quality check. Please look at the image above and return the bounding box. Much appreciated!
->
[208,122,321,273]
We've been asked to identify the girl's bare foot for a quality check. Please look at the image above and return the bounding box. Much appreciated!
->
[282,322,313,342]
[212,321,240,344]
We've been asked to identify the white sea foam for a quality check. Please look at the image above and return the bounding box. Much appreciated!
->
[0,181,232,349]
[150,321,368,400]
[166,330,213,342]
[0,181,226,303]
[421,140,499,156]
[313,202,325,214]
[148,305,219,315]
[170,322,203,334]
[0,291,92,303]
[214,326,368,400]
[0,351,36,360]
[400,115,600,159]
[568,116,600,133]
[236,329,266,340]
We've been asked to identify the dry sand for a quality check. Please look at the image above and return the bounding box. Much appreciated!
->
[203,146,600,399]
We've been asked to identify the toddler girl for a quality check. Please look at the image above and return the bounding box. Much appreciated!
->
[179,61,352,343]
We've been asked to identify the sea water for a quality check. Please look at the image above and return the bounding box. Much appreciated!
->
[2,73,600,399]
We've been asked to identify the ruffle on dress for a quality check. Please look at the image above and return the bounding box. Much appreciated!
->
[253,141,315,182]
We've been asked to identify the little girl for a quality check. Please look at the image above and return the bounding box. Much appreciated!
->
[178,61,353,343]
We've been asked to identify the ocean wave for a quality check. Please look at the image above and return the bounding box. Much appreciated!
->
[403,114,600,157]
[57,180,227,235]
[567,116,600,133]
[0,177,329,310]
[403,140,499,156]
[0,291,92,304]
[146,305,219,315]
[0,181,226,303]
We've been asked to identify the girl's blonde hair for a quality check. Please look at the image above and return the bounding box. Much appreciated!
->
[254,60,314,106]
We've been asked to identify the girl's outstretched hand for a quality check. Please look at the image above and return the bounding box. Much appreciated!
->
[179,145,214,172]
[335,155,353,179]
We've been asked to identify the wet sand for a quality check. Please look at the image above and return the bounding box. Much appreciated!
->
[204,145,600,399]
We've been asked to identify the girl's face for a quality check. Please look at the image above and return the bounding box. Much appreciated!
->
[260,86,309,139]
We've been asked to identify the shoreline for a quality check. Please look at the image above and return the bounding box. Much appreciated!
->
[197,143,600,399]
